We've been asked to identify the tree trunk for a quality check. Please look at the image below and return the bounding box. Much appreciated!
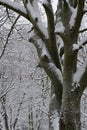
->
[61,95,81,130]
[60,45,81,130]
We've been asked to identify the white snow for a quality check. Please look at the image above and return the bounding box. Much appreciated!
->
[50,110,59,130]
[72,36,87,51]
[55,22,65,33]
[73,58,87,83]
[78,36,87,48]
[0,0,27,15]
[72,43,79,51]
[26,1,37,21]
[47,62,63,84]
[69,6,77,28]
[43,0,49,5]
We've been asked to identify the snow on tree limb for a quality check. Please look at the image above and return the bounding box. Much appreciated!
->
[72,0,84,41]
[23,0,48,42]
[29,34,63,98]
[42,0,62,70]
[69,6,77,28]
[31,0,48,40]
[23,0,38,22]
[72,37,87,52]
[73,57,87,94]
[0,0,28,19]
[0,0,48,43]
[73,58,87,83]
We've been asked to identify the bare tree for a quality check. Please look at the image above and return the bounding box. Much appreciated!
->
[0,0,87,130]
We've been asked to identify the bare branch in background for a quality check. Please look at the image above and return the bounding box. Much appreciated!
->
[0,15,20,59]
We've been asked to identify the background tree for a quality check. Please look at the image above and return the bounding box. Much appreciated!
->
[0,0,87,130]
[0,6,50,130]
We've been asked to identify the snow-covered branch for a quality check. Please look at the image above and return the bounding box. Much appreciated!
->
[72,37,87,51]
[31,0,48,38]
[0,15,20,59]
[69,6,77,29]
[73,58,87,83]
[42,0,61,70]
[72,0,84,41]
[0,0,48,43]
[0,0,28,19]
[73,57,87,95]
[29,34,63,99]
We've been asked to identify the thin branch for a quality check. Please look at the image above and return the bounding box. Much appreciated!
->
[0,83,15,100]
[28,26,34,33]
[72,36,87,52]
[81,111,87,117]
[12,93,25,129]
[79,28,87,33]
[0,15,20,59]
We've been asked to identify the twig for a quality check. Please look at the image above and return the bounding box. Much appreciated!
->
[79,28,87,33]
[0,15,20,59]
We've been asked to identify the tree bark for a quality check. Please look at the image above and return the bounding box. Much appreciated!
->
[60,44,81,130]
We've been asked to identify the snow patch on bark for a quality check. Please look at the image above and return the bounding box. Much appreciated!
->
[73,58,87,83]
[55,22,65,33]
[69,6,77,28]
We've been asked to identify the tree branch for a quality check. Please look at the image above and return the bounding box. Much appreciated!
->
[0,0,28,19]
[42,0,61,70]
[72,0,84,41]
[0,0,48,48]
[0,15,20,59]
[29,35,63,101]
[73,57,87,96]
[72,37,87,52]
[22,0,49,43]
[79,28,87,33]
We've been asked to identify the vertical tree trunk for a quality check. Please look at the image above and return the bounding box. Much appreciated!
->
[60,45,81,130]
[60,98,81,130]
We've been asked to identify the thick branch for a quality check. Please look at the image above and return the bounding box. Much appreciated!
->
[0,0,48,44]
[23,0,49,43]
[0,0,28,19]
[43,0,61,70]
[29,35,63,101]
[72,0,84,41]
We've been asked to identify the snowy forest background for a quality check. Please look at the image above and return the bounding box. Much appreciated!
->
[0,0,87,130]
